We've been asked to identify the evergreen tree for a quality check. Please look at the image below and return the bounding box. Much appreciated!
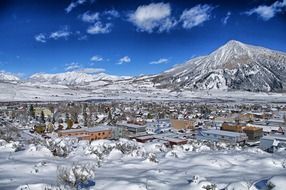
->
[40,111,45,123]
[52,115,56,124]
[74,112,79,124]
[83,112,88,127]
[29,105,35,119]
[147,113,153,119]
[65,113,69,123]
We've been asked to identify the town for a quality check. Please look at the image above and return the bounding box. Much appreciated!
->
[1,100,286,153]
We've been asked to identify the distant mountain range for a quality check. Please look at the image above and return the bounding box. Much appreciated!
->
[1,40,286,93]
[0,72,20,82]
[29,71,131,86]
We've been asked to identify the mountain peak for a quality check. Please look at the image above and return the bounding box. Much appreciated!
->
[221,40,247,50]
[210,40,251,62]
[225,40,244,45]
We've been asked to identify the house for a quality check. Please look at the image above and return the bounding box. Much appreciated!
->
[146,119,171,134]
[135,135,155,143]
[243,127,263,141]
[171,119,194,130]
[245,112,273,120]
[247,123,285,134]
[197,129,248,144]
[221,122,263,141]
[221,122,244,132]
[116,122,146,135]
[162,137,188,146]
[58,126,112,141]
[260,135,286,152]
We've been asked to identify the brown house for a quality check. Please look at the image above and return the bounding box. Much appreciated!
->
[243,126,263,141]
[171,119,194,130]
[221,122,263,141]
[221,122,244,132]
[58,126,112,141]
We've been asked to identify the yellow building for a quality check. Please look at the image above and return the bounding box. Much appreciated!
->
[171,119,194,130]
[34,107,53,118]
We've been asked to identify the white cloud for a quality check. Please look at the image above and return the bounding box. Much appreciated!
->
[117,56,131,65]
[75,31,88,40]
[35,27,77,43]
[245,0,286,21]
[128,2,177,33]
[222,11,231,25]
[104,9,120,18]
[150,58,168,64]
[34,33,47,43]
[49,27,71,40]
[64,62,105,74]
[90,55,104,62]
[65,0,87,13]
[180,4,214,29]
[81,11,100,23]
[77,68,105,74]
[87,21,112,34]
[65,62,81,71]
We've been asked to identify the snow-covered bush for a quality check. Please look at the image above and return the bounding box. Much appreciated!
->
[57,163,96,188]
[0,125,20,142]
[17,183,64,190]
[0,139,7,146]
[266,176,286,190]
[46,137,78,157]
[188,176,218,190]
[146,153,159,163]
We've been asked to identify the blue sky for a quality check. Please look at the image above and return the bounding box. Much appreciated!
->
[0,0,286,77]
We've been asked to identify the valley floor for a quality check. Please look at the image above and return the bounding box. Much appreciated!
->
[1,81,286,103]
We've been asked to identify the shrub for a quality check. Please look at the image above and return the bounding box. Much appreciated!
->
[57,163,96,188]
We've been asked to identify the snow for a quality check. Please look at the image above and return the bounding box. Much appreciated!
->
[1,138,286,189]
[0,71,20,81]
[1,79,286,103]
[267,176,286,190]
[29,71,131,86]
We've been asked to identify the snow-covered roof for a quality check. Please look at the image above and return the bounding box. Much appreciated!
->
[202,129,246,137]
[58,126,112,133]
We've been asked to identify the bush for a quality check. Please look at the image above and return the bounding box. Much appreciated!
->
[57,163,96,188]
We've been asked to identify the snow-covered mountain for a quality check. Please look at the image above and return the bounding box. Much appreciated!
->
[0,71,20,81]
[29,71,131,86]
[152,40,286,92]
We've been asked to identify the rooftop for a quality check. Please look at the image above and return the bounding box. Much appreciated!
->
[201,129,246,137]
[58,125,112,133]
[117,122,146,129]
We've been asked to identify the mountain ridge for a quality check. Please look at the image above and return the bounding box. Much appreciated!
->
[152,40,286,92]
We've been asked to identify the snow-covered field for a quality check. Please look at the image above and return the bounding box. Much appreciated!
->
[0,138,285,190]
[1,81,286,103]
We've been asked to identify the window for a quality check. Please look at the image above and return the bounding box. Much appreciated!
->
[103,132,105,135]
[98,133,101,136]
